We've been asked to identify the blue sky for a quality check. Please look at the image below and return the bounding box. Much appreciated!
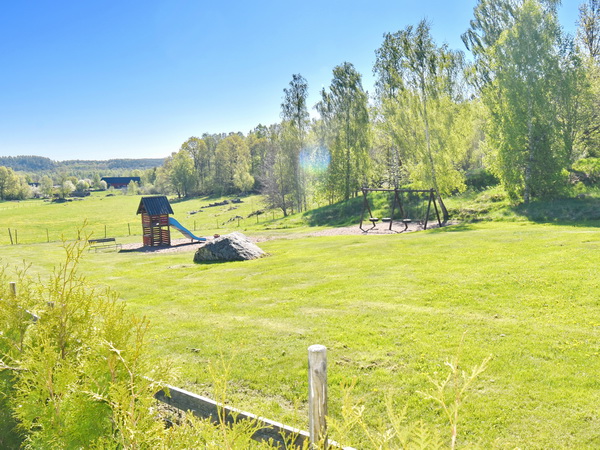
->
[0,0,581,161]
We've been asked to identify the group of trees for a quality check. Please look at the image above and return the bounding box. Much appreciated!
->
[0,166,32,200]
[0,168,116,201]
[3,1,600,210]
[154,0,600,209]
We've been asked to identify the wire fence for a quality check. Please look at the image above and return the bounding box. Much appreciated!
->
[2,210,284,246]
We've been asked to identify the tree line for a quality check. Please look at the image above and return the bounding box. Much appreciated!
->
[154,0,600,214]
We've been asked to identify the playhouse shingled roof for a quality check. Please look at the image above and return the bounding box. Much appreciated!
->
[136,196,174,216]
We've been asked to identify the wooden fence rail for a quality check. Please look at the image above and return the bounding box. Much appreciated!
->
[154,384,311,448]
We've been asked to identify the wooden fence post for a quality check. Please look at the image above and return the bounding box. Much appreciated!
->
[104,225,107,238]
[9,281,17,297]
[46,228,49,243]
[15,229,18,245]
[128,223,131,236]
[308,344,328,448]
[8,228,13,245]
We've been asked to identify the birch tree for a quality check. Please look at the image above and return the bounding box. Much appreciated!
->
[316,62,370,202]
[465,0,574,202]
[165,150,195,198]
[281,74,310,212]
[374,20,472,219]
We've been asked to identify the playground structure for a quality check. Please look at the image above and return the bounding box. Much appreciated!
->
[137,196,173,246]
[137,196,206,247]
[359,188,444,233]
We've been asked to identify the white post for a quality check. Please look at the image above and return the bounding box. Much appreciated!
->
[308,344,328,448]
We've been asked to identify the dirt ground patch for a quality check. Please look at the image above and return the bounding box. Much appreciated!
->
[119,220,445,254]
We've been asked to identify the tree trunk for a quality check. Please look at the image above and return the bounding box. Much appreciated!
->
[524,97,534,204]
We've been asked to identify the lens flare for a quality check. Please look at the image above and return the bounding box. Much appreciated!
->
[300,146,330,172]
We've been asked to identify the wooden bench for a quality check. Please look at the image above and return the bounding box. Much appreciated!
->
[88,237,121,251]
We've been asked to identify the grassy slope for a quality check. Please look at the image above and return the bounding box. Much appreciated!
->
[2,195,600,447]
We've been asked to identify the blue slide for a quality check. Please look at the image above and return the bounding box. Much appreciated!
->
[168,217,207,241]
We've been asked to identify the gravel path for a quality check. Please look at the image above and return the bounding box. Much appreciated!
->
[119,220,442,254]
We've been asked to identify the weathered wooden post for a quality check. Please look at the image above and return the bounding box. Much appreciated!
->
[15,229,18,245]
[128,223,131,236]
[104,224,107,238]
[9,281,17,297]
[46,228,49,243]
[8,228,13,245]
[308,344,328,448]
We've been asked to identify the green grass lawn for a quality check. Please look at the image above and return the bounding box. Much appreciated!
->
[2,195,600,447]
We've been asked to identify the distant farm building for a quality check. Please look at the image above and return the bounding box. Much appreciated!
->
[101,177,141,189]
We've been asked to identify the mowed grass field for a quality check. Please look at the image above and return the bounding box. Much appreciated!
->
[2,195,600,447]
[0,192,290,245]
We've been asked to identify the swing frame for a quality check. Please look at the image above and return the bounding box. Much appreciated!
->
[359,188,443,232]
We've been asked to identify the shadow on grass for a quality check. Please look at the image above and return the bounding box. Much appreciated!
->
[302,197,363,227]
[428,222,477,233]
[511,197,600,227]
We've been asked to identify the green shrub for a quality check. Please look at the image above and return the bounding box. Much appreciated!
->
[572,157,600,184]
[0,238,171,447]
[465,168,499,191]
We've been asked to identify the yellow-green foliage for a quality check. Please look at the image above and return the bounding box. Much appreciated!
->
[0,238,170,447]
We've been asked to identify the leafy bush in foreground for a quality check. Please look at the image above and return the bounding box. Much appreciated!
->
[0,239,170,447]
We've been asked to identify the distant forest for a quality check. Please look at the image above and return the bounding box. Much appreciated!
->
[0,156,165,174]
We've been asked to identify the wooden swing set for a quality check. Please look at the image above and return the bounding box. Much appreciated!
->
[359,187,443,232]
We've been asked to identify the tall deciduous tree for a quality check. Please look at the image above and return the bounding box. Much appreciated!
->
[40,175,54,198]
[576,1,600,158]
[578,0,600,61]
[374,20,471,220]
[214,134,254,194]
[316,62,370,202]
[281,74,310,212]
[181,137,213,194]
[465,0,574,202]
[247,125,270,190]
[165,150,195,198]
[260,124,293,215]
[0,166,17,200]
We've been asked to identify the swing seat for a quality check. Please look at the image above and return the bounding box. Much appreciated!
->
[360,217,379,232]
[381,218,391,222]
[401,219,412,232]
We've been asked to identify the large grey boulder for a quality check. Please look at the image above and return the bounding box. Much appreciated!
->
[193,232,265,262]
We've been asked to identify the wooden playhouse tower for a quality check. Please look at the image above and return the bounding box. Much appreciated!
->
[137,196,174,247]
